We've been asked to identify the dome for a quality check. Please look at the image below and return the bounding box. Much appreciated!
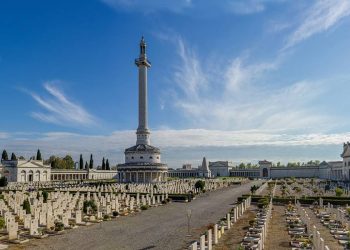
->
[125,144,160,154]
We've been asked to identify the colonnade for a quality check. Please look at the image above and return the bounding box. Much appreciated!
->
[118,171,168,183]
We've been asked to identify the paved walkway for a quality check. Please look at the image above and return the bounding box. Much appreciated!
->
[17,181,261,250]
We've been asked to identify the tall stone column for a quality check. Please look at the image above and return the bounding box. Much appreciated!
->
[135,37,151,145]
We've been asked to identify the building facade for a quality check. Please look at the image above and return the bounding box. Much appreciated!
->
[117,37,168,183]
[0,159,117,183]
[209,161,233,177]
[168,158,211,178]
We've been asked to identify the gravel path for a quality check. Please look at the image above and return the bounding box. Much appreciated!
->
[214,206,257,250]
[265,205,290,249]
[18,181,261,250]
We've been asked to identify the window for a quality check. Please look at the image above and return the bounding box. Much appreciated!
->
[157,157,159,159]
[150,156,153,159]
[140,156,143,159]
[131,156,134,159]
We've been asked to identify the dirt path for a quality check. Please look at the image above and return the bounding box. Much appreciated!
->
[265,205,290,249]
[213,206,257,250]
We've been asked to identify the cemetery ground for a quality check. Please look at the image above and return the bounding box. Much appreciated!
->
[213,205,257,249]
[4,180,261,250]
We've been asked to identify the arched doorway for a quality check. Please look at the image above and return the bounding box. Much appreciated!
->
[20,170,26,182]
[28,170,33,182]
[35,170,40,181]
[262,168,268,178]
[43,171,47,181]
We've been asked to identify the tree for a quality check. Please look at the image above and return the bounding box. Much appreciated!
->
[45,155,74,169]
[102,157,106,170]
[250,185,258,194]
[85,161,89,170]
[89,154,93,169]
[36,149,42,160]
[23,199,31,214]
[238,163,246,169]
[106,159,110,170]
[42,191,49,203]
[83,200,97,214]
[62,155,74,169]
[0,177,8,187]
[194,180,205,191]
[1,150,8,161]
[18,156,25,160]
[10,153,17,161]
[79,154,84,170]
[0,217,5,229]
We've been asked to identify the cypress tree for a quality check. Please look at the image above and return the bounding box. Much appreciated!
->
[10,153,17,161]
[89,154,93,169]
[85,161,88,170]
[106,159,110,170]
[79,154,84,170]
[23,198,31,214]
[1,150,8,161]
[36,149,42,161]
[102,157,106,170]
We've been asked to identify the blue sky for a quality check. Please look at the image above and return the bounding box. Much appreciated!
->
[1,0,350,168]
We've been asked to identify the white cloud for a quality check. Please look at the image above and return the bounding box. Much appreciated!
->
[0,129,349,166]
[168,36,331,132]
[27,82,97,127]
[284,0,350,49]
[0,132,9,139]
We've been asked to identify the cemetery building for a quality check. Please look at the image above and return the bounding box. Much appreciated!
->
[169,143,350,181]
[168,157,211,178]
[117,37,168,183]
[0,159,117,182]
[209,161,234,177]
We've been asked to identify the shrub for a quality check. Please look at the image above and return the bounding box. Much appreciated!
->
[257,198,269,208]
[195,180,205,191]
[103,214,110,220]
[42,191,49,203]
[0,177,8,187]
[335,187,344,197]
[55,221,64,231]
[23,198,31,214]
[0,217,5,229]
[83,200,97,214]
[250,185,259,194]
[112,211,119,217]
[140,205,149,210]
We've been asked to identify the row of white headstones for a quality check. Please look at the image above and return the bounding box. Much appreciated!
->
[296,202,330,250]
[189,181,277,250]
[5,178,241,194]
[1,179,238,243]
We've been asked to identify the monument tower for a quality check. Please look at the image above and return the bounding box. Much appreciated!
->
[117,37,168,183]
[135,36,151,145]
